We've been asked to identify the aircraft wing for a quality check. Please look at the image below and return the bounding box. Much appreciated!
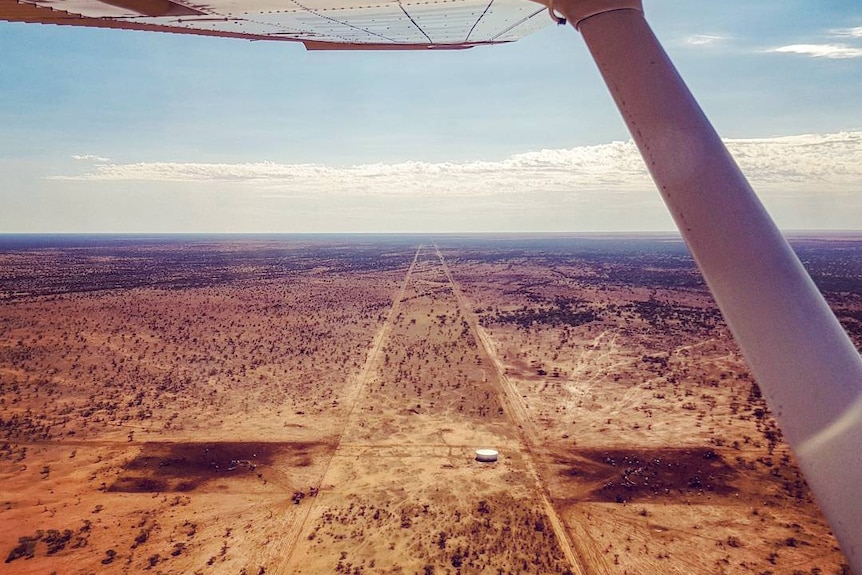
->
[0,0,549,49]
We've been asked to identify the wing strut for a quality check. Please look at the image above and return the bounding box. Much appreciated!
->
[548,0,862,568]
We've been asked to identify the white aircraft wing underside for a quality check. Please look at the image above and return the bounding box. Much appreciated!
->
[0,0,549,48]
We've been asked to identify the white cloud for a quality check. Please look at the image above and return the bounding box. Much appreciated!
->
[727,131,862,175]
[51,132,862,202]
[21,132,861,233]
[768,43,862,59]
[768,25,862,59]
[829,27,862,39]
[71,154,111,162]
[685,34,728,46]
[50,141,654,198]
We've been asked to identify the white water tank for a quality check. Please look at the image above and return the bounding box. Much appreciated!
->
[475,449,499,463]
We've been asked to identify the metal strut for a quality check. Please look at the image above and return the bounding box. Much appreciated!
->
[542,0,862,570]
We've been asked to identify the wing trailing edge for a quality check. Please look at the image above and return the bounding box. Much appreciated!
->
[0,0,550,49]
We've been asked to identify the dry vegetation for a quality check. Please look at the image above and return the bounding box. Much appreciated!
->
[1,233,860,574]
[0,237,407,574]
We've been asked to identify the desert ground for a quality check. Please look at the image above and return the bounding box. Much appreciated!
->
[1,233,860,574]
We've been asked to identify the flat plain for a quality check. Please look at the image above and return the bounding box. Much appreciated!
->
[1,233,860,575]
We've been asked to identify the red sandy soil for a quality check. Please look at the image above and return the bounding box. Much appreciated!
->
[1,236,858,574]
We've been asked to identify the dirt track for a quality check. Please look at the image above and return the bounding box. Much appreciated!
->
[1,235,854,574]
[283,244,578,573]
[436,244,585,574]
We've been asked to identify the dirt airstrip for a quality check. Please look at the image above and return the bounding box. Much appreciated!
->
[1,234,859,574]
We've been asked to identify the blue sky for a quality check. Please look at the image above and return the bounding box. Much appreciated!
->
[0,0,860,232]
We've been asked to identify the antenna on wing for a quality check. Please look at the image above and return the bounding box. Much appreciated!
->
[546,2,567,26]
